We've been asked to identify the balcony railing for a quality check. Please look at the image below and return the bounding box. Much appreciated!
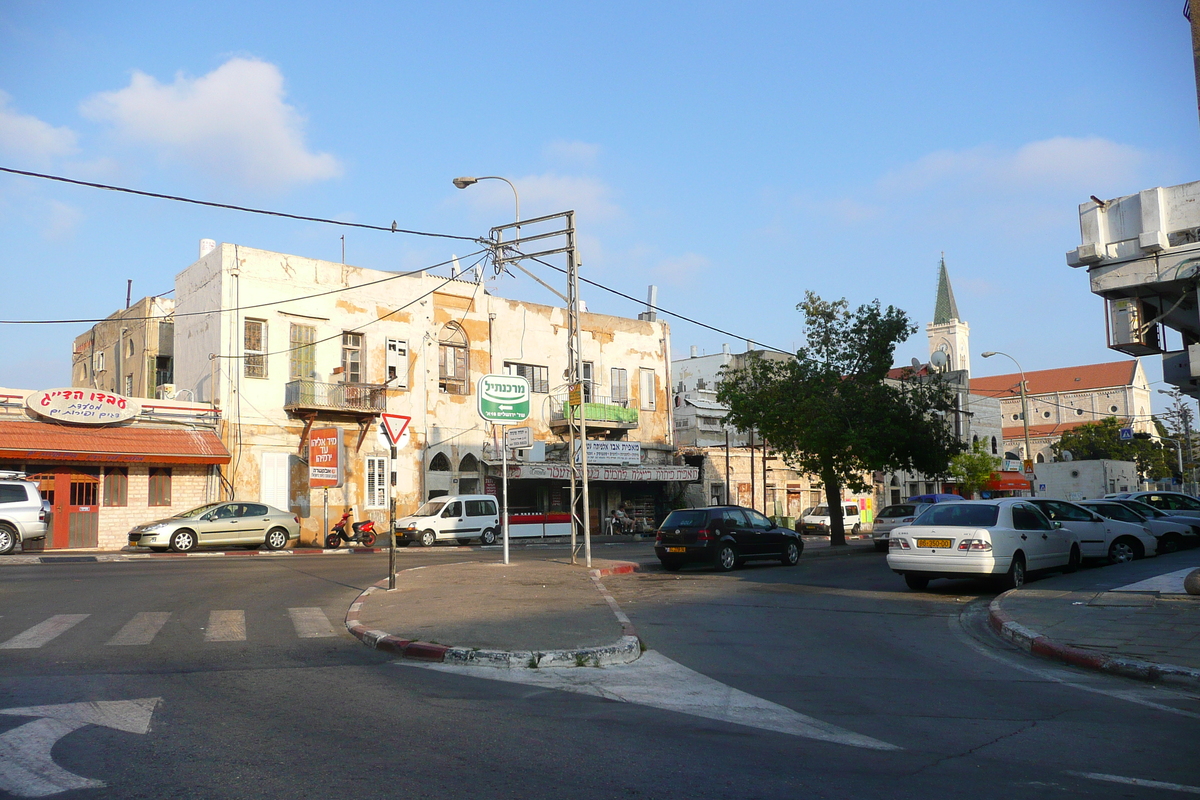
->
[549,392,639,429]
[285,379,386,414]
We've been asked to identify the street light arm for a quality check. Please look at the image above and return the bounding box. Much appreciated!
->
[452,175,520,223]
[982,349,1035,496]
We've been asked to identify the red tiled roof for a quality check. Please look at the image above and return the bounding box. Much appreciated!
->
[999,419,1100,440]
[971,361,1138,398]
[0,420,230,464]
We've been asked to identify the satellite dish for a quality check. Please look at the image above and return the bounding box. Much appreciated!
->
[911,358,922,369]
[1062,450,1074,461]
[930,350,950,371]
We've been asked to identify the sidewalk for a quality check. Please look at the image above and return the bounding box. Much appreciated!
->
[989,562,1200,686]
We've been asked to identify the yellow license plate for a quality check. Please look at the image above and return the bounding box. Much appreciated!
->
[665,547,686,553]
[916,538,951,548]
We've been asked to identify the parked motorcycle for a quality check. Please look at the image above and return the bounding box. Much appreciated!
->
[325,511,378,548]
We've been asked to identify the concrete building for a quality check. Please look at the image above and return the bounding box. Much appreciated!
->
[71,296,175,399]
[970,360,1153,464]
[160,240,690,544]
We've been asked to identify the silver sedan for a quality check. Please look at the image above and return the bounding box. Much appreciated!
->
[128,501,301,552]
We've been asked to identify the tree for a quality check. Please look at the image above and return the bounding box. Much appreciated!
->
[948,439,1000,499]
[1050,417,1173,481]
[718,292,963,546]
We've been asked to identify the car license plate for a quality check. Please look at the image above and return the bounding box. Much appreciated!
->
[665,547,686,553]
[916,538,951,548]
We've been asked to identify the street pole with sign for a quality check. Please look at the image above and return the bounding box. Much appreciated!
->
[478,375,531,565]
[379,414,411,589]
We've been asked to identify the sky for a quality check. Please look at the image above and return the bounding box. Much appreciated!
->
[1,1,1198,417]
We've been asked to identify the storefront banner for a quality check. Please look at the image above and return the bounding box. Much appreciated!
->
[576,441,641,465]
[505,463,698,482]
[27,388,140,424]
[309,427,343,488]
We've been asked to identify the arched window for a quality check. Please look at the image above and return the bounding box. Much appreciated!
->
[991,436,998,455]
[458,453,479,473]
[438,323,469,395]
[1036,452,1045,463]
[429,452,451,471]
[972,435,979,447]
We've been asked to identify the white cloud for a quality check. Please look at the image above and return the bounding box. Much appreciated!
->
[81,58,341,190]
[0,91,79,162]
[41,200,83,240]
[543,140,602,167]
[651,252,710,286]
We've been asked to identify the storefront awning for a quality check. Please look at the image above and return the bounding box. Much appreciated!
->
[0,419,230,465]
[983,471,1031,492]
[502,463,699,482]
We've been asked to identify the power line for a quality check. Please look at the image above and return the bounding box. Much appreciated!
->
[0,166,481,243]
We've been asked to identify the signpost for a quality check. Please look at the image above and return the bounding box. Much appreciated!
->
[308,428,343,549]
[378,414,412,591]
[478,375,531,564]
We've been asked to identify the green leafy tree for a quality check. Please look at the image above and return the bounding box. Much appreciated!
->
[948,439,1000,499]
[1050,417,1173,481]
[718,292,964,546]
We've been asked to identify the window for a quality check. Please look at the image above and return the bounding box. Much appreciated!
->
[1042,410,1051,418]
[260,452,291,511]
[639,368,657,411]
[127,339,135,357]
[95,351,105,374]
[441,501,462,518]
[365,457,387,509]
[438,324,469,394]
[103,467,128,507]
[504,362,549,393]
[991,436,998,455]
[244,319,267,378]
[78,362,88,382]
[611,368,629,405]
[148,468,172,506]
[429,452,451,471]
[342,332,363,383]
[1012,504,1051,531]
[1036,453,1045,463]
[0,485,28,504]
[466,499,496,516]
[289,324,316,380]
[124,374,133,396]
[582,362,594,402]
[386,339,408,389]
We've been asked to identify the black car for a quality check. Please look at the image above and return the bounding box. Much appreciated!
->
[654,505,803,572]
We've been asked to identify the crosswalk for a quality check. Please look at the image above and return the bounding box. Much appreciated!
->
[0,608,341,649]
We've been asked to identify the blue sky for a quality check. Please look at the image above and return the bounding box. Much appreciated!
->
[1,1,1198,414]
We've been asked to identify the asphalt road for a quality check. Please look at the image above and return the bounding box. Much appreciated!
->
[0,544,1196,799]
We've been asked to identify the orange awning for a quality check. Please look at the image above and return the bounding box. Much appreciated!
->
[983,471,1031,491]
[0,419,230,465]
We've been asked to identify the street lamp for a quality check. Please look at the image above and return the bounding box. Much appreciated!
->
[452,176,520,224]
[981,351,1035,497]
[1157,388,1196,493]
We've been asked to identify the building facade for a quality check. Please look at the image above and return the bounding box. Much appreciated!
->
[71,296,175,399]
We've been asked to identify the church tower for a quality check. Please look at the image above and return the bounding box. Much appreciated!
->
[926,256,970,375]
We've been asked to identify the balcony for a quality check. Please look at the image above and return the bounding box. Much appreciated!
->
[548,392,639,432]
[284,379,386,415]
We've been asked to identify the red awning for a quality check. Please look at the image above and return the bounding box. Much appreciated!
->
[983,471,1031,491]
[0,419,230,465]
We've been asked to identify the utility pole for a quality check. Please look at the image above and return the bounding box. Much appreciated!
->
[1191,0,1200,130]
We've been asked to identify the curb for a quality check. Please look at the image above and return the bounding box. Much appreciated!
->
[1,546,390,564]
[345,562,643,669]
[987,592,1200,687]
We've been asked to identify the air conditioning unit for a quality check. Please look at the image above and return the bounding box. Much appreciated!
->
[514,442,546,462]
[156,384,177,399]
[1108,298,1162,356]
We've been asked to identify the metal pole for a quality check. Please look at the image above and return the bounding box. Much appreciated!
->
[1019,379,1036,497]
[502,424,510,565]
[749,429,756,511]
[322,488,328,549]
[388,495,396,590]
[725,430,731,504]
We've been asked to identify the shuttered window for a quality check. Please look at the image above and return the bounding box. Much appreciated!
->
[244,319,267,378]
[365,457,387,509]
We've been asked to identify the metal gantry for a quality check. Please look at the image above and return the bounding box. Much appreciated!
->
[488,211,592,566]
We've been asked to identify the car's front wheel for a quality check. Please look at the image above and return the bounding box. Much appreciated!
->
[420,529,437,548]
[169,529,197,553]
[714,543,738,572]
[1158,533,1181,554]
[264,528,290,550]
[1108,538,1138,564]
[780,541,801,566]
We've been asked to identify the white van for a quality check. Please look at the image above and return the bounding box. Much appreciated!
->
[395,495,500,547]
[801,502,873,535]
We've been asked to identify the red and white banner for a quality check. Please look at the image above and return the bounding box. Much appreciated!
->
[503,463,699,482]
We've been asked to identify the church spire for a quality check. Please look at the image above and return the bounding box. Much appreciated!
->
[933,253,959,324]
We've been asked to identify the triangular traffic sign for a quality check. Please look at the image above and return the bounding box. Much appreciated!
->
[381,413,411,446]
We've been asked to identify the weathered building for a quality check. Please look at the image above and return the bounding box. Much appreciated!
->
[71,296,175,399]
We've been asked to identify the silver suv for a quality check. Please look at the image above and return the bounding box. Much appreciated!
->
[0,473,49,554]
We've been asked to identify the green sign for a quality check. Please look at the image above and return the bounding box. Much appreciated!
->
[478,374,531,423]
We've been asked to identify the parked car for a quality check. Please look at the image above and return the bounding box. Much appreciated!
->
[872,495,965,552]
[887,499,1081,591]
[1028,498,1157,564]
[394,495,500,546]
[1107,498,1200,552]
[1108,491,1200,519]
[128,502,301,552]
[0,473,49,555]
[655,505,803,572]
[801,502,872,535]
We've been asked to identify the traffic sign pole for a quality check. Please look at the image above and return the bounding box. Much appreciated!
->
[501,424,509,565]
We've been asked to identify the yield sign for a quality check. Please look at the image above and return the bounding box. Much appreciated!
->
[380,414,412,447]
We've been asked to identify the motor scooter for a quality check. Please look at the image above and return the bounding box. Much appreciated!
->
[325,511,378,548]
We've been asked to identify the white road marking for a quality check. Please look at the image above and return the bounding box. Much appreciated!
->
[403,650,899,750]
[949,613,1200,720]
[0,698,159,798]
[1111,568,1195,594]
[106,613,171,646]
[204,610,245,642]
[0,616,89,650]
[1066,771,1200,794]
[288,607,336,638]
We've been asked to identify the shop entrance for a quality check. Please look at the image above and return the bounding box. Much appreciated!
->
[27,466,100,549]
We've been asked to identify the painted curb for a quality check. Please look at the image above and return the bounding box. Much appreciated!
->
[345,563,644,669]
[987,592,1200,687]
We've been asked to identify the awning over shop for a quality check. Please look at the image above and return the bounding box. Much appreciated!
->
[503,463,699,482]
[0,419,230,464]
[983,471,1031,492]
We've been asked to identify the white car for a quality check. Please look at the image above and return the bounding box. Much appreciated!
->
[801,502,872,535]
[0,474,50,555]
[887,499,1081,591]
[1028,498,1156,564]
[1079,500,1189,558]
[872,503,934,552]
